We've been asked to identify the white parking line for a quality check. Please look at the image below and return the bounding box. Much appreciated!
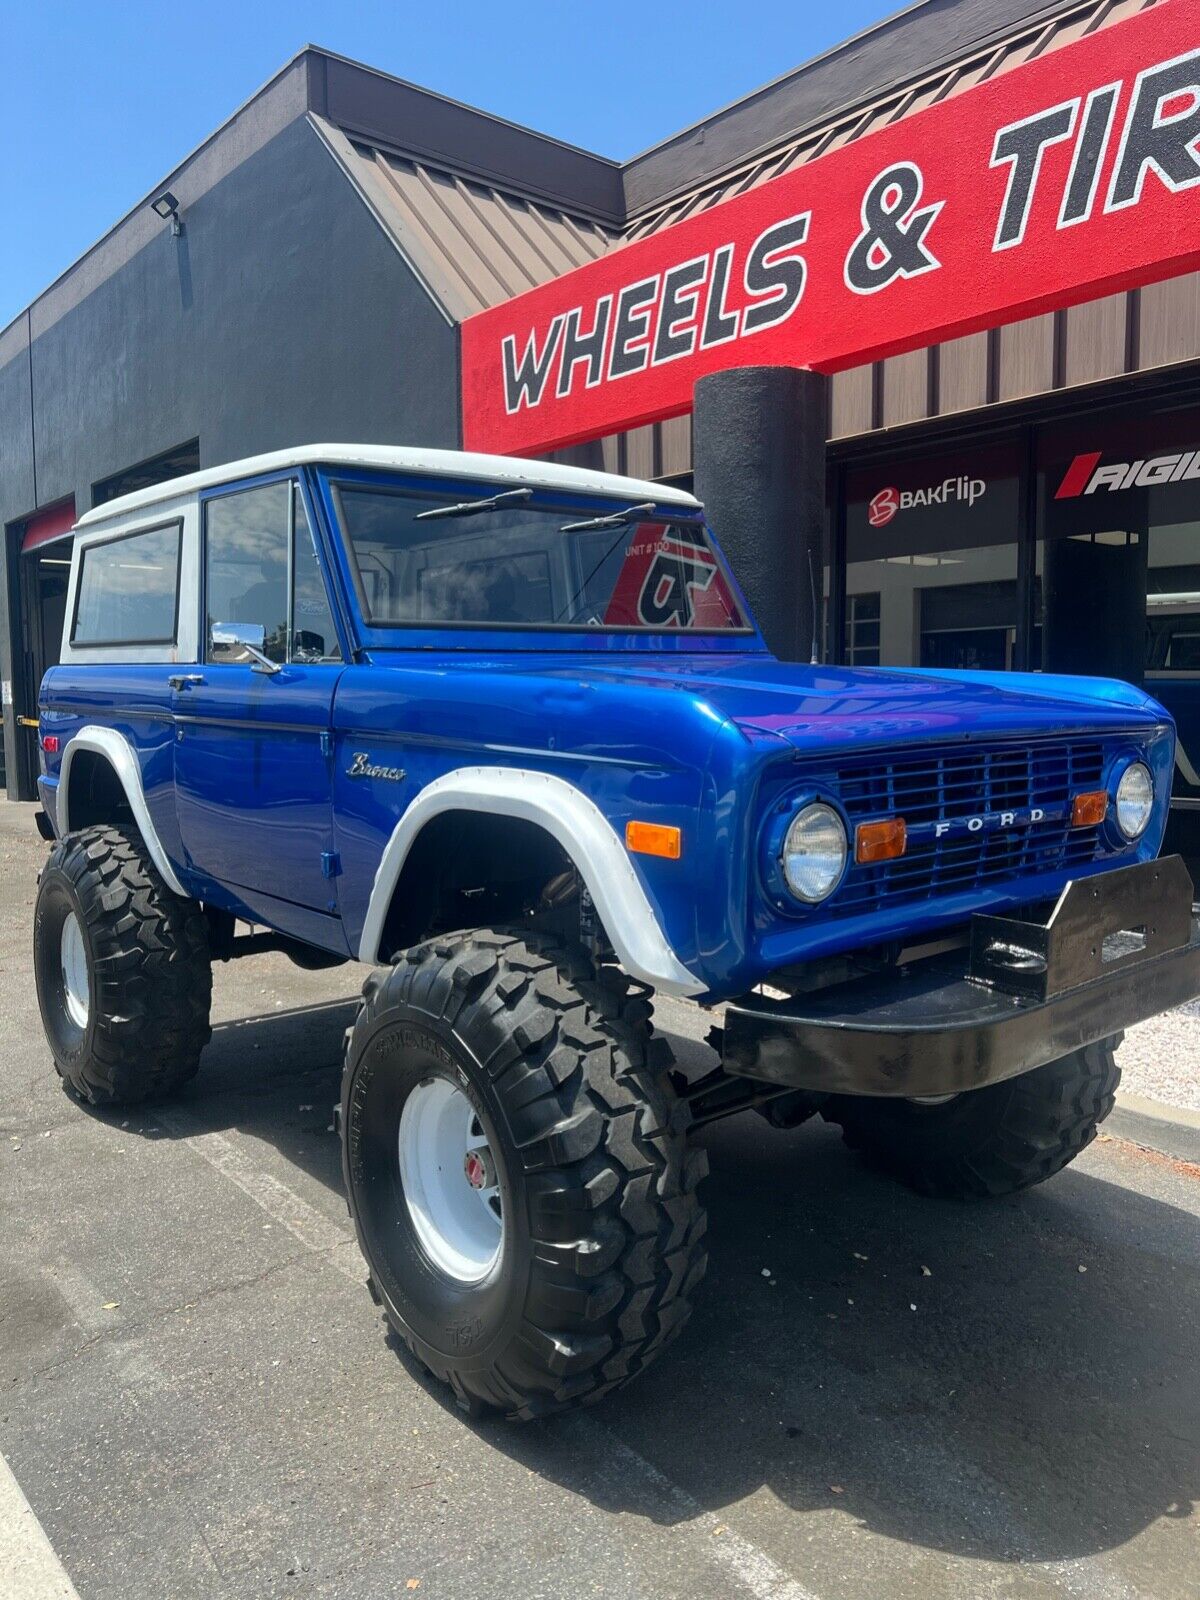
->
[159,1120,362,1278]
[49,1258,124,1338]
[164,1119,824,1600]
[0,1452,81,1600]
[565,1415,824,1600]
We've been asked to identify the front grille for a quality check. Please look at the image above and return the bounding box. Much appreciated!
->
[815,738,1113,917]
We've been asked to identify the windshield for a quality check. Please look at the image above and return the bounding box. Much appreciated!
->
[334,483,749,633]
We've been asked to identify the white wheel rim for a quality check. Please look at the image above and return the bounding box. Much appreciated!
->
[60,912,90,1030]
[398,1078,503,1283]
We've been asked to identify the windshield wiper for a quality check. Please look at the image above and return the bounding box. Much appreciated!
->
[559,501,657,534]
[415,487,533,522]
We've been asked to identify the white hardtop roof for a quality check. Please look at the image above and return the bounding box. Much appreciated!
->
[74,443,701,529]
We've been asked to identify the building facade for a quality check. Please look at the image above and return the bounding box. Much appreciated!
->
[2,0,1196,861]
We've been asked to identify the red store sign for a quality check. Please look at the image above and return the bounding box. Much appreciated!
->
[461,2,1200,457]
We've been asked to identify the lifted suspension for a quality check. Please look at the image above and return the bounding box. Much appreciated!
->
[671,1027,824,1130]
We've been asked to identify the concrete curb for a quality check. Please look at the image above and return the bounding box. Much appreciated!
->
[1108,1092,1200,1166]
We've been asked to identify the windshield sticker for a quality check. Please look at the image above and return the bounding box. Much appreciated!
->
[604,525,741,629]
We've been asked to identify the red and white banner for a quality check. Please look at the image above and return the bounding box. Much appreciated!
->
[20,499,76,554]
[461,2,1200,456]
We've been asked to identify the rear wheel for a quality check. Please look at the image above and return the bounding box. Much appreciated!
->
[341,929,708,1420]
[34,825,212,1105]
[824,1039,1121,1199]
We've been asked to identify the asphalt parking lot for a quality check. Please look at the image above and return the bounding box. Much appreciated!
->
[2,803,1199,1600]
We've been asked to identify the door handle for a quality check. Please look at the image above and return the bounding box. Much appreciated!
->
[168,674,205,691]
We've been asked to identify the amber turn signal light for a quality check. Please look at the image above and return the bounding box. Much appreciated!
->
[626,820,682,859]
[1071,791,1109,829]
[855,817,907,865]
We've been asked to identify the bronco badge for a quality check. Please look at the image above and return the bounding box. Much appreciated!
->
[346,752,407,782]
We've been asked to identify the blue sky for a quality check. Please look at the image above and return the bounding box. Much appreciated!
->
[2,0,903,330]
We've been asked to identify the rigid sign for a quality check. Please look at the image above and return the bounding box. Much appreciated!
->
[1056,445,1200,497]
[461,2,1200,456]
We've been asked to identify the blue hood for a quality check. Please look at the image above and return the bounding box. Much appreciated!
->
[495,653,1172,755]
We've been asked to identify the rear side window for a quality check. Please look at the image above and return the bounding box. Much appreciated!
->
[71,522,182,646]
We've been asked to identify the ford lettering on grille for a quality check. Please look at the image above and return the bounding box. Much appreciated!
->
[910,804,1055,843]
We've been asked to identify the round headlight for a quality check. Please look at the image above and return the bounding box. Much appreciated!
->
[782,803,848,903]
[1115,762,1154,841]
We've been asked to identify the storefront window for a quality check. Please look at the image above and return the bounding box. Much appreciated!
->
[1037,408,1200,806]
[845,592,880,666]
[1037,409,1200,676]
[844,443,1022,671]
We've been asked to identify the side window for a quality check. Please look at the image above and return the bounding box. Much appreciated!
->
[291,485,341,662]
[204,481,341,665]
[205,483,290,664]
[72,522,181,646]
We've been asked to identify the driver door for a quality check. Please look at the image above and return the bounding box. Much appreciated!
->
[173,476,346,924]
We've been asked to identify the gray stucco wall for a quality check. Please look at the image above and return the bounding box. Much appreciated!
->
[0,324,35,521]
[0,321,36,789]
[1,113,461,796]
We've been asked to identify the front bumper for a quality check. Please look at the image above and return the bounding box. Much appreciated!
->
[722,856,1200,1099]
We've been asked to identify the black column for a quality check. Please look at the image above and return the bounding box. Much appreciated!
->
[692,366,826,662]
[1042,536,1148,688]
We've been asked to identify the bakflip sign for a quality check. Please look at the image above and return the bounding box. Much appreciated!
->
[868,475,987,528]
[461,3,1200,456]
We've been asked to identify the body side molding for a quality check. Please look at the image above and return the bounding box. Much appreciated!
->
[57,726,189,898]
[357,765,705,997]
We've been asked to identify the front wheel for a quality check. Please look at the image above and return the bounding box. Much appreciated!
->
[823,1039,1121,1199]
[340,930,708,1420]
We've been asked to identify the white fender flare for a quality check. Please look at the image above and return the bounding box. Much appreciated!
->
[58,726,189,898]
[358,766,706,997]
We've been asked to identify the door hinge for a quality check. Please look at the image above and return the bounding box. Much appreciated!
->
[321,851,341,880]
[319,730,333,758]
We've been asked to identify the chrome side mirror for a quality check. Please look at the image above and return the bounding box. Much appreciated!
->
[210,621,282,674]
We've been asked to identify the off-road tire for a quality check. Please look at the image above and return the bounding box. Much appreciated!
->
[34,825,212,1104]
[340,929,708,1420]
[824,1039,1121,1199]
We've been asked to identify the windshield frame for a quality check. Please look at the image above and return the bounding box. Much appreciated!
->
[324,469,758,643]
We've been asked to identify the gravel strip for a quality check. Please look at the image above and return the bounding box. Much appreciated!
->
[1117,1000,1200,1112]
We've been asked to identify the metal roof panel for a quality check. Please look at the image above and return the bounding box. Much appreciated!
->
[313,117,616,321]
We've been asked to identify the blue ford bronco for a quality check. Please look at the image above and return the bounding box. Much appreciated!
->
[32,445,1200,1419]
